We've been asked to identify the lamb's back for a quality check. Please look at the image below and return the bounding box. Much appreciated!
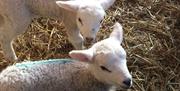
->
[0,59,111,91]
[25,0,72,18]
[0,59,87,91]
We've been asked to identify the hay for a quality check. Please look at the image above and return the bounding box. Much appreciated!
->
[0,0,179,90]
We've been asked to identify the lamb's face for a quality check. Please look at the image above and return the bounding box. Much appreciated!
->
[76,4,105,44]
[69,22,132,89]
[91,40,132,89]
[56,0,116,46]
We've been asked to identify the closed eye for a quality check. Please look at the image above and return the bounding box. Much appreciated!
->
[78,18,83,25]
[100,66,112,73]
[100,20,103,23]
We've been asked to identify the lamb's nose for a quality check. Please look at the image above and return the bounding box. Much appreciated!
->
[123,78,132,88]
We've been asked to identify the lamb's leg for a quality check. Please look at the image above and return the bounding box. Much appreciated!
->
[0,22,31,61]
[0,10,31,61]
[0,34,17,61]
[0,14,17,61]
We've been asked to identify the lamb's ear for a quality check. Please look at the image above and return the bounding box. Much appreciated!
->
[98,0,116,10]
[69,49,93,62]
[56,1,80,12]
[110,22,123,44]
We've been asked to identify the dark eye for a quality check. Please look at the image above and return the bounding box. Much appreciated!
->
[100,20,103,23]
[78,18,83,25]
[100,66,112,72]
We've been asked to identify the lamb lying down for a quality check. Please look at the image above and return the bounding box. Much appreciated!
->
[0,22,132,91]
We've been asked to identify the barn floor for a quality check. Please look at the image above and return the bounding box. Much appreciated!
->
[0,0,180,91]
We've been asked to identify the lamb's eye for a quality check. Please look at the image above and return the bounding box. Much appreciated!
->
[100,66,112,72]
[100,20,103,23]
[78,18,83,25]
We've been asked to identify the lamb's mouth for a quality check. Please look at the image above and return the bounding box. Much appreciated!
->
[84,38,96,48]
[115,83,132,90]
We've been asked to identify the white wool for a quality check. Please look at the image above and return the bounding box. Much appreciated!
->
[0,22,132,91]
[0,0,116,61]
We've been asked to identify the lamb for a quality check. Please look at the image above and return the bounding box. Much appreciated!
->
[0,0,116,61]
[0,22,132,91]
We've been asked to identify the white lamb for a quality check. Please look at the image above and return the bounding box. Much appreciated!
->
[0,22,132,91]
[0,0,116,61]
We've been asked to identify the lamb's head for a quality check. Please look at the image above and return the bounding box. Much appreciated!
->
[69,22,132,89]
[56,0,116,44]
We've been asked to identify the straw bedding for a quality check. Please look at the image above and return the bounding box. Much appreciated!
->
[0,0,179,90]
